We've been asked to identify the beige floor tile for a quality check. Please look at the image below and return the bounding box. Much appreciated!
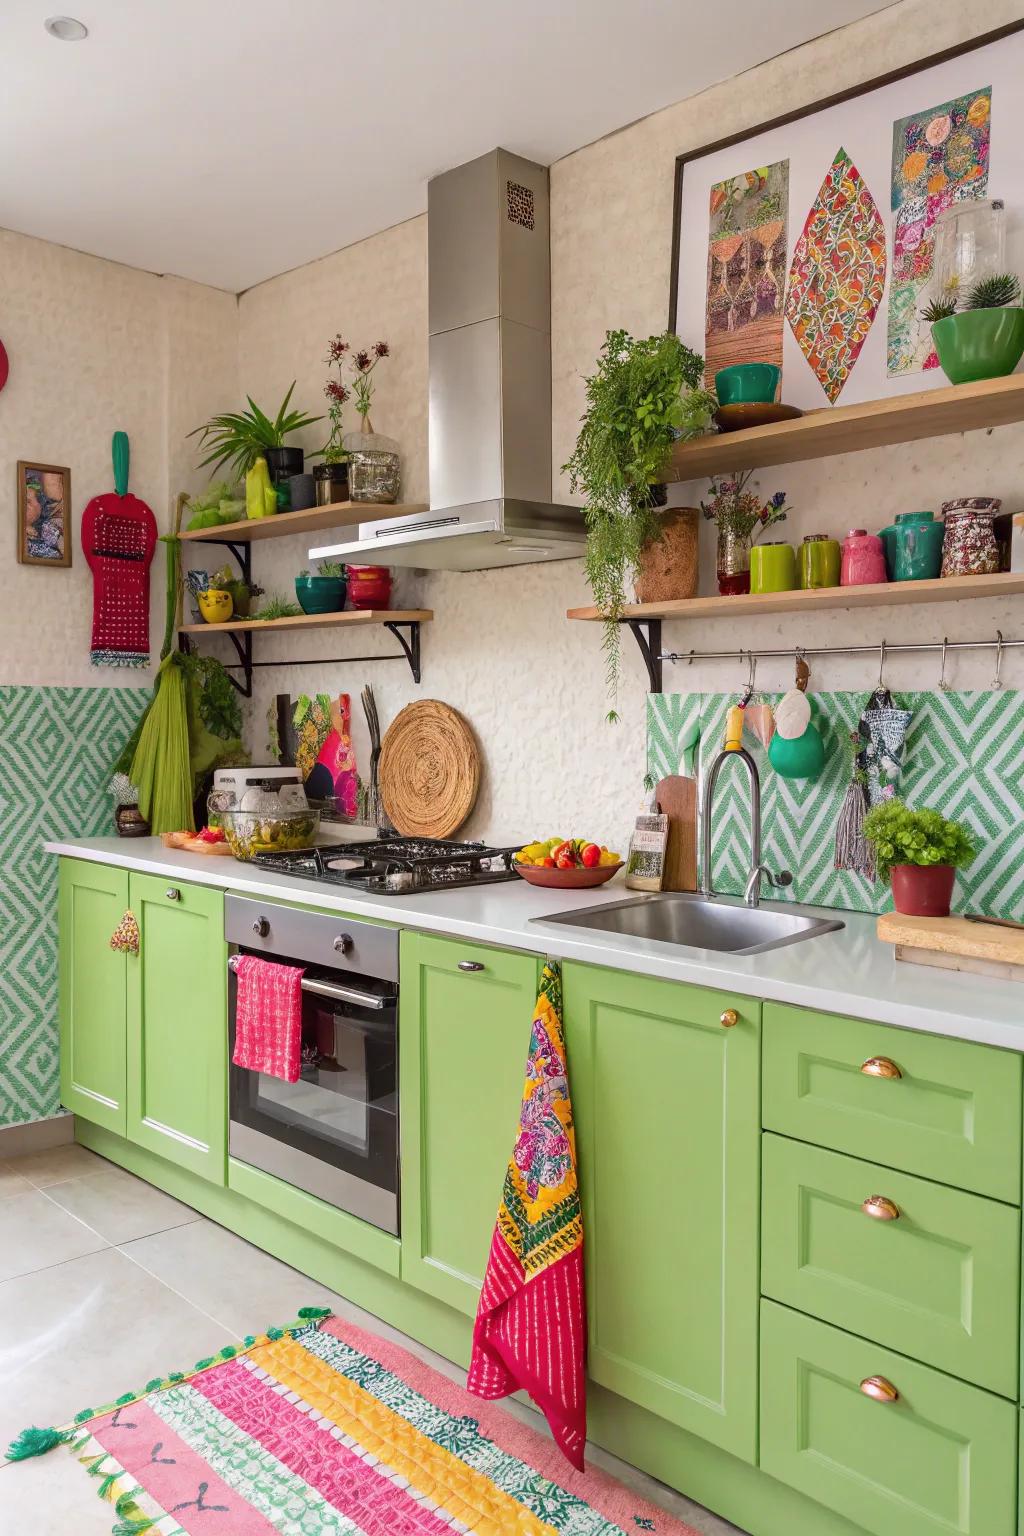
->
[0,1246,231,1448]
[11,1144,108,1189]
[121,1219,345,1335]
[44,1167,202,1246]
[0,1164,33,1201]
[0,1192,108,1283]
[0,1445,116,1532]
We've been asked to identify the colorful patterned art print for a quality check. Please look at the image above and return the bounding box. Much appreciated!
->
[784,148,887,403]
[16,460,71,567]
[704,159,789,385]
[887,86,992,375]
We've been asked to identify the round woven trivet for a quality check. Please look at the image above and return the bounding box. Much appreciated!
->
[378,700,480,839]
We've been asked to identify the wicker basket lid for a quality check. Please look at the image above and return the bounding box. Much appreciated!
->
[378,700,480,839]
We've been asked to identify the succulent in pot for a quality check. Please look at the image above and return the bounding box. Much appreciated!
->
[862,799,977,917]
[925,273,1024,385]
[295,561,348,615]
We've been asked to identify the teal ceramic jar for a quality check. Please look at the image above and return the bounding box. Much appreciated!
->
[295,573,347,614]
[798,533,841,589]
[750,541,796,594]
[879,511,945,581]
[715,363,781,405]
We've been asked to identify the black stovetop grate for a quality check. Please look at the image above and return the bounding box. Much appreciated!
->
[251,836,521,895]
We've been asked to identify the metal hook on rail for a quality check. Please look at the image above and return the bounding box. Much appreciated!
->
[993,630,1005,690]
[877,639,887,689]
[938,637,950,692]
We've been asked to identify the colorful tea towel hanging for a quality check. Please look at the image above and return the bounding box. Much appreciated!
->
[232,955,305,1083]
[857,686,912,806]
[468,961,587,1469]
[82,431,157,667]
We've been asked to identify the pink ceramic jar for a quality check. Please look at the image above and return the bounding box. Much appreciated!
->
[840,529,887,586]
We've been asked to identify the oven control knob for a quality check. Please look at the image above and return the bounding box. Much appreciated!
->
[252,917,270,938]
[334,934,353,955]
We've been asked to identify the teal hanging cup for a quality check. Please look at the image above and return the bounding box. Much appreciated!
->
[879,511,945,581]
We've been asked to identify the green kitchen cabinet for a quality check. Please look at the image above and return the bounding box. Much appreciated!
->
[125,873,227,1184]
[400,931,539,1315]
[58,858,129,1135]
[563,962,760,1464]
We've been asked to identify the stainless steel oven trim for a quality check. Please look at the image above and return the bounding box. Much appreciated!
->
[224,895,399,981]
[228,1122,398,1233]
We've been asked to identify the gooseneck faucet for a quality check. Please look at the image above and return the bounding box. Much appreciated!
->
[701,746,793,907]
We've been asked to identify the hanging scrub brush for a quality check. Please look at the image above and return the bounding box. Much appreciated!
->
[834,731,874,880]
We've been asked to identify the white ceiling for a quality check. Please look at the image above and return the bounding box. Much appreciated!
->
[1,0,894,292]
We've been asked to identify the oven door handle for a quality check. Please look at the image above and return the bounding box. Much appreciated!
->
[228,957,389,1012]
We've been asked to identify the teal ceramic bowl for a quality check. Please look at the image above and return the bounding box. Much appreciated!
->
[715,363,781,406]
[931,308,1024,385]
[295,574,346,614]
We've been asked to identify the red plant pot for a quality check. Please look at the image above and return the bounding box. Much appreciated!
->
[890,863,956,918]
[345,564,392,610]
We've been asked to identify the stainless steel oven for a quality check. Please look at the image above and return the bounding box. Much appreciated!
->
[225,894,399,1234]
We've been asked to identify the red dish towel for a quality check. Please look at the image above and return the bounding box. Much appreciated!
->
[468,962,587,1469]
[232,956,305,1083]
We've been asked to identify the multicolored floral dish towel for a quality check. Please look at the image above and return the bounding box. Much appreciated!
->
[468,962,588,1469]
[8,1309,697,1535]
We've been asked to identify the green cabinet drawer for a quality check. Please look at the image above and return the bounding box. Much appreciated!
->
[763,1002,1022,1201]
[761,1300,1017,1536]
[762,1133,1020,1396]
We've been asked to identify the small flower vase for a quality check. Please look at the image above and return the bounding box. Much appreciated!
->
[717,525,751,595]
[344,417,401,505]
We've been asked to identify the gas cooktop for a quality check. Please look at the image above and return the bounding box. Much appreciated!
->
[252,836,520,896]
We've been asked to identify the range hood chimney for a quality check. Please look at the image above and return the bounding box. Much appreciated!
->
[310,149,584,571]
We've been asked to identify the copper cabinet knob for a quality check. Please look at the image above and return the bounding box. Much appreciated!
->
[860,1056,901,1079]
[860,1375,899,1403]
[861,1195,900,1222]
[720,1008,739,1028]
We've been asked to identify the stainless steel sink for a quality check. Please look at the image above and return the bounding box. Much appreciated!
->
[534,892,844,955]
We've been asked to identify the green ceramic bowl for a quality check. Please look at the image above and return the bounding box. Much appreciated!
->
[931,308,1024,385]
[295,574,346,614]
[715,363,781,406]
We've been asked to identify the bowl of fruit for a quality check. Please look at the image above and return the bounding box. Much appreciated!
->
[514,837,623,888]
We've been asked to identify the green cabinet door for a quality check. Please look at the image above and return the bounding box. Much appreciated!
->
[58,857,129,1135]
[400,931,539,1315]
[126,873,227,1184]
[563,962,760,1464]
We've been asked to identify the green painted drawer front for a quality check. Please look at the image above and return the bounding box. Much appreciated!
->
[400,932,539,1315]
[761,1300,1017,1536]
[126,874,227,1184]
[228,1159,400,1278]
[762,1133,1020,1397]
[763,1002,1022,1201]
[564,963,759,1464]
[58,858,129,1135]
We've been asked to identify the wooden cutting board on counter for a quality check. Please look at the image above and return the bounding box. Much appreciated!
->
[654,775,698,892]
[877,911,1024,982]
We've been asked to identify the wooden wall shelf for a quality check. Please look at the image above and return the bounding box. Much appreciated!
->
[178,500,425,544]
[666,373,1024,481]
[179,608,431,636]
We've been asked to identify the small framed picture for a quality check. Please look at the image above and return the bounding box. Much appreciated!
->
[17,460,72,567]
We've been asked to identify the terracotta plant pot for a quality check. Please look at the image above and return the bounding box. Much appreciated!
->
[890,863,956,918]
[635,508,699,604]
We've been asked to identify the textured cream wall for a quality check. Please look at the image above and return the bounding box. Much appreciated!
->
[228,3,1024,850]
[0,230,238,688]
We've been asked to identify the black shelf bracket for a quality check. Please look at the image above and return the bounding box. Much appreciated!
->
[625,618,663,693]
[177,619,423,697]
[383,620,422,684]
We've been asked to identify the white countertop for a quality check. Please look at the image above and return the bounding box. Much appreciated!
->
[46,837,1024,1052]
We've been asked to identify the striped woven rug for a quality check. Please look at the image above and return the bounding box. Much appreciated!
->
[9,1309,698,1535]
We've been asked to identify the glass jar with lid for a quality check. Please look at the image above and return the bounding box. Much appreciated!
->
[940,497,1001,577]
[931,198,1006,307]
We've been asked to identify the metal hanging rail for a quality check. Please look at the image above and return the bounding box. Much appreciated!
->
[658,632,1018,688]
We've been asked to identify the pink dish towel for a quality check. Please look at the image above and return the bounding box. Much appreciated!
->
[232,955,305,1083]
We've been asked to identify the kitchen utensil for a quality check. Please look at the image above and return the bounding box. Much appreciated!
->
[840,529,887,586]
[220,805,321,861]
[769,657,824,779]
[81,432,158,666]
[712,402,802,432]
[878,911,1024,982]
[879,511,944,581]
[361,684,385,828]
[714,363,780,405]
[941,498,1001,576]
[654,775,698,892]
[798,533,841,589]
[379,700,480,839]
[514,860,623,889]
[750,541,796,594]
[745,702,776,749]
[161,830,235,856]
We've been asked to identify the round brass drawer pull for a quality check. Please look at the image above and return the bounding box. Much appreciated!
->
[861,1195,900,1222]
[860,1375,899,1403]
[720,1008,739,1028]
[860,1056,901,1079]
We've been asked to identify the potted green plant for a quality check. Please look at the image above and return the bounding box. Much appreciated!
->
[562,329,717,709]
[295,561,347,614]
[924,273,1024,384]
[862,799,977,917]
[188,384,322,484]
[314,335,352,506]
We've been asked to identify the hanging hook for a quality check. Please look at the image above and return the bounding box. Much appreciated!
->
[877,639,887,689]
[938,636,950,692]
[740,650,757,706]
[993,630,1005,690]
[794,645,810,693]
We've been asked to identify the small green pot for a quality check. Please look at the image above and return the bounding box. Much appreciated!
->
[295,574,346,614]
[750,541,796,593]
[931,308,1024,385]
[715,362,780,405]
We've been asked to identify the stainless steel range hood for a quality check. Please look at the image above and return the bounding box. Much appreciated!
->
[309,149,584,571]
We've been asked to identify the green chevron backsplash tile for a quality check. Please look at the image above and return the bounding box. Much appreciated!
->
[648,690,1024,921]
[0,686,148,1126]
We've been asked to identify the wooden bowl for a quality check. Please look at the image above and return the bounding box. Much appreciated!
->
[514,861,623,889]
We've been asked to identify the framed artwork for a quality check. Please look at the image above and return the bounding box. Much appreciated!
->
[670,23,1024,411]
[17,460,72,567]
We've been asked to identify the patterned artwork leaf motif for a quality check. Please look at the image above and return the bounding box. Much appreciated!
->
[784,148,887,403]
[704,159,789,385]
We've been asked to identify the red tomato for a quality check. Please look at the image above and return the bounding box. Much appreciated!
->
[556,854,575,870]
[580,843,601,868]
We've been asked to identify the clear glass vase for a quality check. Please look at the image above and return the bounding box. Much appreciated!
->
[717,525,751,595]
[343,422,401,505]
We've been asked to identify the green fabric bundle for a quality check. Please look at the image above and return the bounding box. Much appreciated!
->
[130,654,193,833]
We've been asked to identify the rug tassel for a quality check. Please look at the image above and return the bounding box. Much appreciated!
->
[5,1425,75,1460]
[111,1518,156,1536]
[834,766,874,880]
[297,1306,331,1321]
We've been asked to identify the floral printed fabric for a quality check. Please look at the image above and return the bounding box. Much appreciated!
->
[785,148,887,402]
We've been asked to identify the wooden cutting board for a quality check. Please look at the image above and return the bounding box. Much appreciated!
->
[877,911,1024,982]
[379,700,481,839]
[654,775,698,892]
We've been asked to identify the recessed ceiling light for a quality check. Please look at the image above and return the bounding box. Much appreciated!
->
[44,15,88,40]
